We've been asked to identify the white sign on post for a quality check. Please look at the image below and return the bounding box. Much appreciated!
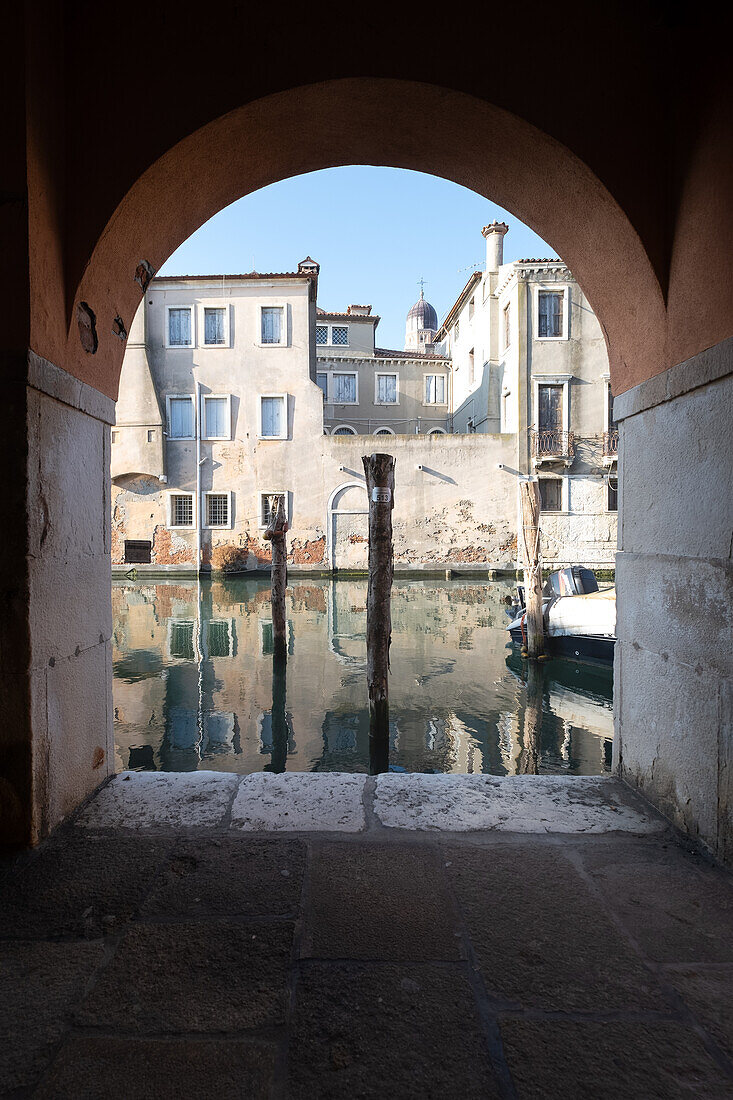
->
[371,487,392,504]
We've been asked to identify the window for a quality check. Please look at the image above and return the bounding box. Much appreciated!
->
[261,306,284,345]
[207,620,233,658]
[468,349,475,386]
[332,425,356,435]
[124,540,151,564]
[332,325,349,346]
[332,372,357,404]
[169,493,194,528]
[425,374,447,404]
[455,320,460,342]
[375,373,398,404]
[607,383,617,430]
[169,621,195,661]
[259,492,286,529]
[203,306,227,346]
[374,427,394,435]
[259,394,287,439]
[316,372,328,400]
[428,428,446,436]
[537,289,567,339]
[202,394,231,440]
[147,429,156,443]
[167,306,193,347]
[111,430,119,443]
[316,324,328,346]
[468,296,475,320]
[539,478,563,512]
[204,491,231,529]
[538,384,564,432]
[166,395,195,439]
[608,476,618,512]
[503,303,511,349]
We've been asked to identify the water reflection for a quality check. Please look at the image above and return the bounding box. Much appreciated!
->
[112,577,613,776]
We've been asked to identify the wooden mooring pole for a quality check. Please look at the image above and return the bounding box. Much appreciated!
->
[362,453,395,774]
[264,496,288,665]
[517,660,544,774]
[519,480,545,660]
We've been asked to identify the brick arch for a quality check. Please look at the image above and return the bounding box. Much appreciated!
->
[49,79,666,401]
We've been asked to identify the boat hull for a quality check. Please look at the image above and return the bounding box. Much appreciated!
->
[508,626,615,666]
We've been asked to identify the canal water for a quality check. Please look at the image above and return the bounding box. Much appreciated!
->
[112,577,613,776]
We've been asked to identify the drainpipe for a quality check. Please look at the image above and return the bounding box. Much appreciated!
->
[195,378,202,575]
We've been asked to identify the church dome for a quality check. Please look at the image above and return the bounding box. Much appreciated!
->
[407,293,438,331]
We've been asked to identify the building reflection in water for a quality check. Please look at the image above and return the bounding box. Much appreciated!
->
[112,576,613,776]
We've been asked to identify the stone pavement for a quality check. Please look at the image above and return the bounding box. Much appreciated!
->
[2,772,733,1098]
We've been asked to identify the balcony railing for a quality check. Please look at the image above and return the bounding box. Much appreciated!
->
[603,429,619,460]
[531,429,575,463]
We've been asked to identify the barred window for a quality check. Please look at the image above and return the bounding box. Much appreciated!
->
[206,493,230,527]
[332,325,349,345]
[316,325,328,346]
[261,493,285,528]
[171,494,194,527]
[203,307,226,345]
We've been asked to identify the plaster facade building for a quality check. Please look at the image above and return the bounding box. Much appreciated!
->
[436,223,618,568]
[111,262,517,575]
[316,303,450,437]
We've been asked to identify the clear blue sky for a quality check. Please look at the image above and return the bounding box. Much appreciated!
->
[158,167,555,351]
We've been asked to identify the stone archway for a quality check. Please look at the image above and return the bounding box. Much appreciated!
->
[9,36,733,862]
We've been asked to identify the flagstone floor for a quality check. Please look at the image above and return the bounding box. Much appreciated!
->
[2,773,733,1098]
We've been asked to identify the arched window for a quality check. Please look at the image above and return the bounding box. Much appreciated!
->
[373,427,395,436]
[332,425,357,435]
[428,428,446,436]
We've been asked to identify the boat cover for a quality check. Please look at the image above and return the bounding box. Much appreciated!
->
[547,589,616,639]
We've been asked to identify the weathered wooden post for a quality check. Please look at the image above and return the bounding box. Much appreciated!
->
[263,496,288,664]
[519,479,545,659]
[517,660,544,774]
[362,452,395,774]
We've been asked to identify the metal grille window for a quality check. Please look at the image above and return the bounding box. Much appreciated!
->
[203,307,226,345]
[538,291,564,338]
[261,306,284,344]
[171,494,194,527]
[332,325,349,346]
[376,374,397,403]
[316,325,328,346]
[261,493,285,528]
[333,373,357,403]
[332,426,356,435]
[168,308,192,346]
[539,479,563,512]
[169,621,194,660]
[425,374,446,404]
[207,620,232,657]
[206,493,230,527]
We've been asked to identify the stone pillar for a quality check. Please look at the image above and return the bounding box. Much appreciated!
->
[613,337,733,864]
[25,352,116,841]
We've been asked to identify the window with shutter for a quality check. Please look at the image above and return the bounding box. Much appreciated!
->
[203,307,226,345]
[376,374,397,403]
[261,307,284,344]
[168,396,194,438]
[333,373,357,403]
[168,307,192,346]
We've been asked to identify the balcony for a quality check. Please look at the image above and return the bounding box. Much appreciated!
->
[531,429,575,467]
[603,429,619,464]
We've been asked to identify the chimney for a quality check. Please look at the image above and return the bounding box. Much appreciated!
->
[482,221,509,272]
[347,304,372,316]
